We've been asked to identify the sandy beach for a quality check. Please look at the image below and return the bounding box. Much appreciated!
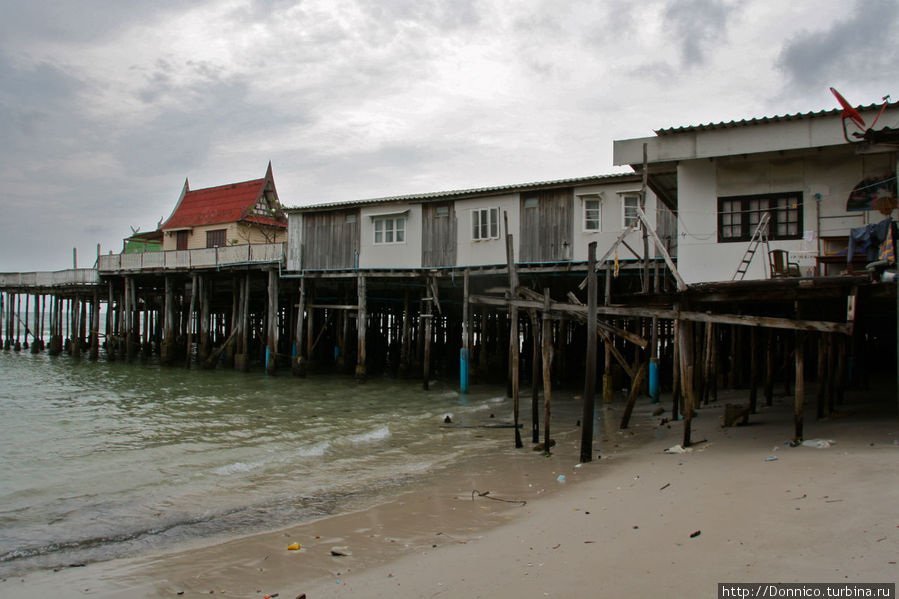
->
[4,386,897,598]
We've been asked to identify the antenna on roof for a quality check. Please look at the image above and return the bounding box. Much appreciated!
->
[831,87,892,142]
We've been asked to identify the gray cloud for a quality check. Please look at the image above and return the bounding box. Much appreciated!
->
[777,0,899,90]
[0,1,191,46]
[663,0,737,66]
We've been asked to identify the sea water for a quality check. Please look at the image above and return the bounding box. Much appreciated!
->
[0,350,515,577]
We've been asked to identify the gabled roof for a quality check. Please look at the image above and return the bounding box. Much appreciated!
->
[286,172,642,213]
[161,163,286,230]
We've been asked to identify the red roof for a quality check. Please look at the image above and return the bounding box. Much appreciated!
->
[161,170,286,230]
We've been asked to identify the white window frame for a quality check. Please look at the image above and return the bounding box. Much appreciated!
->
[581,195,602,232]
[620,192,644,230]
[471,207,500,241]
[373,215,406,245]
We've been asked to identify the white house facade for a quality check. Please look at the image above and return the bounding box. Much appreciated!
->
[613,102,899,284]
[285,174,663,273]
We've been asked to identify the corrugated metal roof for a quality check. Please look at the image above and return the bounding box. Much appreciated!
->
[654,101,896,136]
[285,172,641,212]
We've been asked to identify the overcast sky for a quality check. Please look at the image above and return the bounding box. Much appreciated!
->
[1,0,896,271]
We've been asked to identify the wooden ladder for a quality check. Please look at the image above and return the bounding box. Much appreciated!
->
[732,212,771,280]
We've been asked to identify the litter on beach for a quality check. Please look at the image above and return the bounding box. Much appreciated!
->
[800,439,835,449]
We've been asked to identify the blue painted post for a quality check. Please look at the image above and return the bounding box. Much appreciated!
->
[649,359,660,402]
[460,348,469,393]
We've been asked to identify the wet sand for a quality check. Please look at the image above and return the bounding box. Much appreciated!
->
[4,388,897,598]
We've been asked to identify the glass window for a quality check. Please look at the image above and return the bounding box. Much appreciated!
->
[373,216,406,245]
[583,197,601,231]
[717,193,803,242]
[206,229,227,248]
[622,194,643,229]
[472,208,499,240]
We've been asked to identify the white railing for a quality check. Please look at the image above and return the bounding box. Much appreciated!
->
[0,268,99,289]
[96,243,285,273]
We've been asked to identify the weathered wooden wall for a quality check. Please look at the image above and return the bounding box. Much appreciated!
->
[421,202,457,267]
[302,210,360,269]
[519,188,573,263]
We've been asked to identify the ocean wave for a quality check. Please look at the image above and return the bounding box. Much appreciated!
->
[212,460,265,476]
[294,440,331,457]
[344,425,390,445]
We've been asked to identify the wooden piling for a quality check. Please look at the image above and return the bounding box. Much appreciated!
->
[356,274,367,382]
[422,279,433,391]
[23,294,30,350]
[580,241,598,462]
[794,331,806,442]
[90,289,100,359]
[266,269,278,375]
[293,277,307,376]
[199,275,211,365]
[749,326,758,413]
[679,318,696,446]
[541,289,553,456]
[619,362,648,430]
[161,277,176,366]
[529,309,540,443]
[816,332,827,419]
[184,275,197,368]
[460,269,470,393]
[504,218,522,447]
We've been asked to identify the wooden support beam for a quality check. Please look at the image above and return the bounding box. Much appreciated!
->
[641,143,650,294]
[580,242,598,462]
[794,331,806,442]
[90,289,100,360]
[679,318,696,446]
[469,294,854,334]
[398,288,411,377]
[529,309,540,443]
[293,277,307,376]
[504,213,522,448]
[460,269,471,393]
[161,277,175,366]
[185,274,197,369]
[636,206,687,291]
[266,269,279,375]
[199,275,211,365]
[749,326,759,413]
[422,277,432,391]
[671,315,681,420]
[578,221,640,290]
[356,274,367,381]
[541,288,553,456]
[619,362,648,430]
[764,328,774,406]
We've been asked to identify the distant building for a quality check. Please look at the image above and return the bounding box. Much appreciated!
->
[122,229,163,253]
[160,162,287,251]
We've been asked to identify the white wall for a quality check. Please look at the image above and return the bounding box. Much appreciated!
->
[455,194,521,267]
[677,146,895,283]
[358,202,422,269]
[569,182,658,262]
[675,160,729,283]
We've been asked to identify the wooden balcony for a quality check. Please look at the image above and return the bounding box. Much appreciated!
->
[97,243,285,274]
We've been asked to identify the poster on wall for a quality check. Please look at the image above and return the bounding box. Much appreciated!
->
[846,174,897,211]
